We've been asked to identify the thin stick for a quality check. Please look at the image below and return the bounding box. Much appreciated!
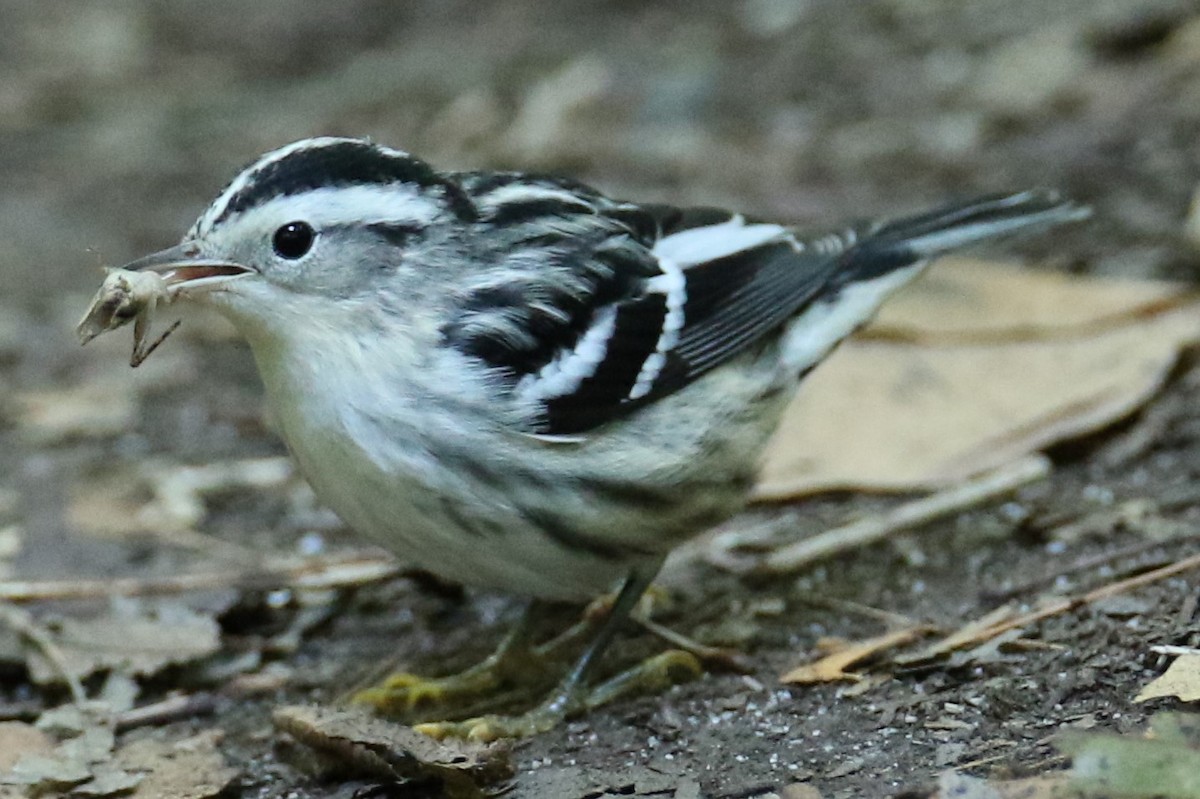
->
[1150,645,1200,657]
[926,550,1200,652]
[0,552,401,603]
[793,593,921,629]
[983,535,1200,603]
[635,616,753,673]
[0,602,86,704]
[115,693,217,732]
[763,454,1051,574]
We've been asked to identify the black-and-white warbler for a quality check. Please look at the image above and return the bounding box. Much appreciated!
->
[111,136,1087,738]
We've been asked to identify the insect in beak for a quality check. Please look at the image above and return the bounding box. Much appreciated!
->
[76,245,253,367]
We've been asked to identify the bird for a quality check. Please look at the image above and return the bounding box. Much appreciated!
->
[109,136,1088,739]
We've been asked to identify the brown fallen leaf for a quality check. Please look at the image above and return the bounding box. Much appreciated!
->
[0,722,54,772]
[3,726,120,795]
[273,704,512,798]
[871,257,1182,336]
[894,604,1020,666]
[762,455,1049,574]
[936,771,1071,799]
[1135,654,1200,703]
[781,784,825,799]
[24,600,220,687]
[67,456,293,539]
[15,344,194,446]
[757,258,1200,498]
[115,731,238,799]
[780,625,933,684]
[2,703,234,799]
[15,378,138,445]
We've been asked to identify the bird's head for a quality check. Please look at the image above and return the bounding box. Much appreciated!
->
[121,137,477,338]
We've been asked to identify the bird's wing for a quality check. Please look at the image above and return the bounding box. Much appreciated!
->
[442,181,858,434]
[443,180,1085,435]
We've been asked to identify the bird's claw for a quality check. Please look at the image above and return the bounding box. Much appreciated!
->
[411,649,703,741]
[352,669,500,716]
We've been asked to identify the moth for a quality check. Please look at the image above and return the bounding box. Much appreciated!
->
[76,268,181,367]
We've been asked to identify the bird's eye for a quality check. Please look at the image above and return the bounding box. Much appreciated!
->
[272,221,315,259]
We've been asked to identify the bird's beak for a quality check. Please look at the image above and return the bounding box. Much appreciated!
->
[123,242,254,289]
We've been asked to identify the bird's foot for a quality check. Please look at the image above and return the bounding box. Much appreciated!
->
[351,606,599,719]
[413,648,702,742]
[352,668,506,718]
[350,644,562,719]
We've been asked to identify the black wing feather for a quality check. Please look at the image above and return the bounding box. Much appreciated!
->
[442,181,1080,436]
[671,240,843,375]
[540,294,671,433]
[441,193,854,435]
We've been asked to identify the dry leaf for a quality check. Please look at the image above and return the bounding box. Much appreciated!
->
[781,784,825,799]
[68,456,293,541]
[3,727,117,793]
[114,732,238,799]
[24,601,220,686]
[67,470,161,538]
[758,259,1200,498]
[871,258,1181,335]
[0,722,53,772]
[1136,654,1200,703]
[780,626,931,684]
[273,704,512,798]
[894,604,1018,665]
[2,712,233,799]
[0,526,21,561]
[15,378,138,445]
[936,771,1071,799]
[15,340,193,445]
[71,765,144,797]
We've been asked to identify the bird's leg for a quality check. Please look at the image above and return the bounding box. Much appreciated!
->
[351,601,559,717]
[353,594,648,720]
[414,572,702,741]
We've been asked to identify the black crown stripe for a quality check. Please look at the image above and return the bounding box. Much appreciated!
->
[213,140,475,225]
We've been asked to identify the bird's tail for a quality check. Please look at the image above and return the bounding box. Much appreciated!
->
[853,189,1091,270]
[775,190,1088,374]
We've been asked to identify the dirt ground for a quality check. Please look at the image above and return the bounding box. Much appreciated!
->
[2,1,1200,797]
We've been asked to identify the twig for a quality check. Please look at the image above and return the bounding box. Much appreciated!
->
[953,742,1021,773]
[793,593,921,630]
[920,550,1200,655]
[1150,644,1200,657]
[635,616,753,673]
[762,454,1051,574]
[897,605,1018,664]
[982,535,1200,603]
[0,601,86,704]
[0,551,402,603]
[114,693,217,732]
[139,526,262,562]
[781,625,936,684]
